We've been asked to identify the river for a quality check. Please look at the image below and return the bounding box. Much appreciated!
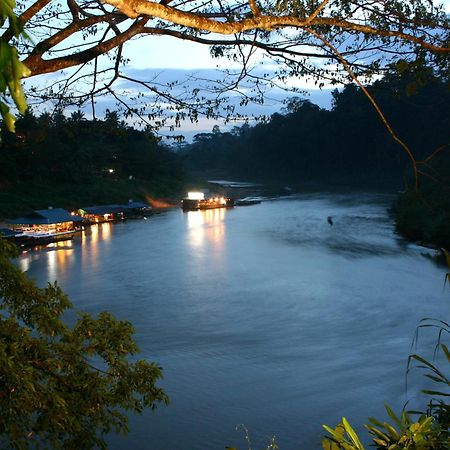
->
[17,192,449,449]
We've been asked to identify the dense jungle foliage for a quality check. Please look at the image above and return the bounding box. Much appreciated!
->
[0,110,187,217]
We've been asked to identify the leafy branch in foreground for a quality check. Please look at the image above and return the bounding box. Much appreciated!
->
[0,238,169,449]
[0,0,30,132]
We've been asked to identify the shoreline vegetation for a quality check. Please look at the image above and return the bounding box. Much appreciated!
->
[0,109,209,220]
[392,185,450,250]
[1,72,448,249]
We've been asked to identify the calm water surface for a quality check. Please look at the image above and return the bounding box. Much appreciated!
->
[18,193,449,449]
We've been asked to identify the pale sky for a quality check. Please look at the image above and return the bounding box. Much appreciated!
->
[118,34,336,141]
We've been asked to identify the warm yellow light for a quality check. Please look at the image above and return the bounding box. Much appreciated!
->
[187,191,205,200]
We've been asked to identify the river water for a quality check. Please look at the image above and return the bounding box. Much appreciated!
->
[18,192,449,450]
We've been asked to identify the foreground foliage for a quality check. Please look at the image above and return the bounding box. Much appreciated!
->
[0,238,169,449]
[0,0,29,133]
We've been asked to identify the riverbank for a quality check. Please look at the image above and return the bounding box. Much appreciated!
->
[4,175,449,253]
[391,187,450,250]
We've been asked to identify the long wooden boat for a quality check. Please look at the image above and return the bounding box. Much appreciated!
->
[14,230,79,246]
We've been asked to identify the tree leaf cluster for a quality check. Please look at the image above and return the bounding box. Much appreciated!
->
[0,0,30,134]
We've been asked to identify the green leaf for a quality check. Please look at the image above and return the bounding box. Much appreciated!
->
[441,344,450,363]
[384,405,401,427]
[364,424,390,441]
[383,423,399,440]
[367,417,384,428]
[0,101,15,131]
[342,418,365,450]
[421,389,450,397]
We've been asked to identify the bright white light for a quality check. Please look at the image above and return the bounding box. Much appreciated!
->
[187,191,204,200]
[108,168,114,173]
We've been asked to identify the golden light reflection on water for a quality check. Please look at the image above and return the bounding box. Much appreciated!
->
[81,223,113,268]
[18,254,31,272]
[19,240,75,277]
[18,224,114,277]
[186,208,226,251]
[46,241,74,280]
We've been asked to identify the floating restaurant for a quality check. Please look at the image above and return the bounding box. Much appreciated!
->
[77,205,128,224]
[77,201,152,223]
[7,208,83,245]
[181,192,234,211]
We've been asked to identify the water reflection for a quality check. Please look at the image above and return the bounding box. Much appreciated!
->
[18,252,32,272]
[18,241,74,276]
[13,194,450,450]
[186,208,226,250]
[81,223,113,268]
[18,223,114,278]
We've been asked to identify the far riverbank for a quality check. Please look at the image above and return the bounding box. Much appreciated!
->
[3,176,449,253]
[0,176,203,220]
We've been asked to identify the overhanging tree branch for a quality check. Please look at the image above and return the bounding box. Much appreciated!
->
[101,0,449,54]
[306,27,420,191]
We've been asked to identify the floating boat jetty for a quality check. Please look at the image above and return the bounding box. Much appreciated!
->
[181,192,234,211]
[235,197,262,206]
[3,200,153,247]
[6,208,83,246]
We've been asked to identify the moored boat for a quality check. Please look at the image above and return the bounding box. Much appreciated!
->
[235,197,262,206]
[7,208,82,247]
[181,192,234,211]
[15,230,78,246]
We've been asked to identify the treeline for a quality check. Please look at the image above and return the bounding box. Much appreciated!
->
[1,110,184,184]
[392,164,450,248]
[182,71,450,189]
[0,110,187,217]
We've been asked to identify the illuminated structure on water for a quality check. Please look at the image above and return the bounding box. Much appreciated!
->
[181,192,234,211]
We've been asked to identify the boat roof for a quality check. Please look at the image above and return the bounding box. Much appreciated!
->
[7,208,82,225]
[81,204,130,215]
[127,201,151,209]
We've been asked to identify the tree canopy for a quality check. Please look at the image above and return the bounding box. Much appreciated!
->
[8,0,449,116]
[0,108,187,217]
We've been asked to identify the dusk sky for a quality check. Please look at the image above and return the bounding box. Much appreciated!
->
[106,35,336,141]
[24,0,450,142]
